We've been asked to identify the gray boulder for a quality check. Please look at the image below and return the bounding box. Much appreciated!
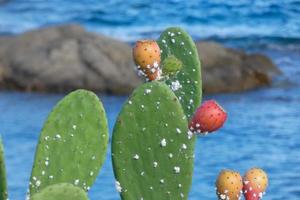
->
[0,25,141,93]
[197,41,281,93]
[0,25,280,94]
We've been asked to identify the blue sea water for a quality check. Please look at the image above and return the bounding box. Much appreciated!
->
[0,0,300,200]
[0,0,300,42]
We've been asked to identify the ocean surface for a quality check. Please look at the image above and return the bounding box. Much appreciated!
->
[0,0,300,42]
[0,0,300,200]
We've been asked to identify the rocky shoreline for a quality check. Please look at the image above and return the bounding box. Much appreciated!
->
[0,25,281,94]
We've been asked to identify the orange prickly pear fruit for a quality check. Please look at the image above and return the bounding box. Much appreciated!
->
[215,169,243,200]
[133,40,161,68]
[243,168,268,200]
[133,40,161,81]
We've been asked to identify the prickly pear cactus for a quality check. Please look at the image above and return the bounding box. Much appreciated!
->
[0,137,8,200]
[112,81,195,200]
[31,183,89,200]
[158,27,202,119]
[29,89,109,196]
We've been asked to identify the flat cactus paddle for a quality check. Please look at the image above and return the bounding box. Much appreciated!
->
[29,89,109,196]
[0,137,8,200]
[31,183,89,200]
[158,27,202,119]
[112,81,195,200]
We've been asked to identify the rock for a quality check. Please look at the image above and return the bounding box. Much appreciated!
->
[0,25,280,94]
[197,42,281,93]
[0,25,141,94]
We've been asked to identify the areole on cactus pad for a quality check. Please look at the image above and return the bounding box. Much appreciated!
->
[112,81,195,200]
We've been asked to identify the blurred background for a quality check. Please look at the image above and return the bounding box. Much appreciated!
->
[0,0,299,199]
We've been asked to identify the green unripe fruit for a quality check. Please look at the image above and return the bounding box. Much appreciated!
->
[161,55,183,77]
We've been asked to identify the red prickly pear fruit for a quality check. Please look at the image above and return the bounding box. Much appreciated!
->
[215,169,243,200]
[243,186,261,200]
[133,40,161,81]
[189,100,227,134]
[243,168,268,200]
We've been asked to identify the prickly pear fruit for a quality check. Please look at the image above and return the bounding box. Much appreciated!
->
[189,100,227,134]
[243,168,268,200]
[133,40,161,81]
[216,170,243,200]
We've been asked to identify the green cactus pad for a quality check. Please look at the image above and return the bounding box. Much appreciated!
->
[29,89,109,196]
[158,27,202,119]
[112,81,195,200]
[31,183,89,200]
[0,137,8,200]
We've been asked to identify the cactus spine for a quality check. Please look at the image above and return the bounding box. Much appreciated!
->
[29,89,109,197]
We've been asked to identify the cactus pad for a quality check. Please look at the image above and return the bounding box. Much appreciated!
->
[0,137,8,200]
[29,89,109,196]
[112,81,195,200]
[158,27,202,119]
[31,183,89,200]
